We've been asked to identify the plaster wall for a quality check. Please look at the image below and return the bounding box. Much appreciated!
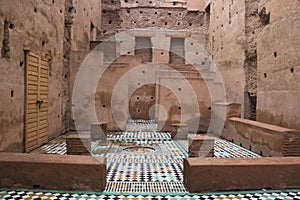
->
[0,0,65,152]
[206,0,247,117]
[256,0,300,129]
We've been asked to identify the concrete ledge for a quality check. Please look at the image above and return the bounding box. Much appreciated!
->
[66,134,91,155]
[184,157,300,193]
[171,123,188,139]
[90,123,108,140]
[228,118,300,156]
[0,153,106,191]
[188,135,214,157]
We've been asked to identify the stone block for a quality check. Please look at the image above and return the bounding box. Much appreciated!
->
[0,153,106,191]
[188,135,214,157]
[184,157,300,192]
[171,123,188,139]
[66,134,91,155]
[90,123,108,141]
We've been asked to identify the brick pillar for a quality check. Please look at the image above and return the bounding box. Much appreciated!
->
[66,134,91,155]
[90,123,107,141]
[188,135,215,157]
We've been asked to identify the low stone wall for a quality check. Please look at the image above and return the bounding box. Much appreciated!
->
[188,135,214,157]
[222,117,300,156]
[184,157,300,192]
[66,134,91,155]
[90,123,108,141]
[171,124,188,139]
[0,153,106,191]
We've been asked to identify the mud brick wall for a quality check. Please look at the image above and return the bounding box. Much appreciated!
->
[0,153,106,191]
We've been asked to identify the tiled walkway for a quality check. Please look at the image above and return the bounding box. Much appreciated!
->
[2,120,299,199]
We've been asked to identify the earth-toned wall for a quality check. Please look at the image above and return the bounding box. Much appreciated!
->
[256,0,300,130]
[0,0,101,152]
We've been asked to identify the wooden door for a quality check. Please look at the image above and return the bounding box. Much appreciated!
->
[25,51,49,152]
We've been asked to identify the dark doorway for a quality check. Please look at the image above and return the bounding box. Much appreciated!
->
[169,37,185,64]
[135,37,153,63]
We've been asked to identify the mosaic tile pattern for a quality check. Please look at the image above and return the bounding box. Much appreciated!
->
[126,119,158,131]
[29,119,265,195]
[107,162,183,182]
[107,131,171,141]
[214,139,260,158]
[1,190,300,200]
[174,136,260,158]
[39,143,67,155]
[105,182,187,193]
[105,154,182,164]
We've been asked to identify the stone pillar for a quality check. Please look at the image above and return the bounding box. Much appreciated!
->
[66,134,91,155]
[90,123,108,141]
[188,135,215,157]
[171,123,188,139]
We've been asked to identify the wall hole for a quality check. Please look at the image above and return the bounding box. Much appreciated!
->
[34,8,37,13]
[10,90,14,97]
[208,107,211,110]
[9,23,14,29]
[20,61,23,67]
[150,96,154,100]
[161,52,164,55]
[137,109,141,112]
[290,67,294,73]
[102,105,106,108]
[178,106,181,110]
[274,52,277,57]
[264,73,267,78]
[137,97,140,100]
[260,151,263,156]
